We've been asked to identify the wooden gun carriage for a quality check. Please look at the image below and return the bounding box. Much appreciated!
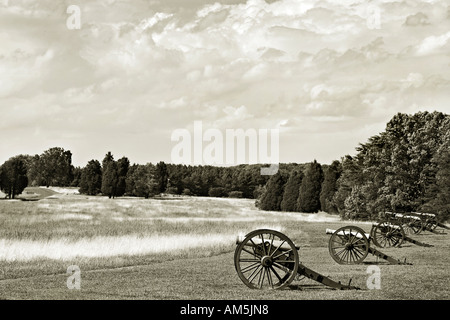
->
[385,211,449,234]
[369,221,433,248]
[410,212,449,233]
[234,229,360,290]
[326,226,413,265]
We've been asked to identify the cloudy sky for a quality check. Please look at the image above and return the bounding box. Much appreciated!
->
[1,0,449,167]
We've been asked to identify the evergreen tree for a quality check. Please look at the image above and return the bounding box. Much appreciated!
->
[102,156,118,199]
[236,168,254,198]
[297,160,323,213]
[221,168,233,195]
[166,164,185,194]
[79,160,102,195]
[253,184,266,200]
[258,171,287,211]
[280,170,304,212]
[155,161,169,194]
[320,160,342,214]
[116,157,130,197]
[102,151,114,169]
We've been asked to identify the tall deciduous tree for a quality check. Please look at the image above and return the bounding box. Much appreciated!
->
[39,147,73,187]
[332,155,363,216]
[420,118,450,221]
[125,163,158,198]
[0,157,28,199]
[26,154,43,186]
[333,111,449,221]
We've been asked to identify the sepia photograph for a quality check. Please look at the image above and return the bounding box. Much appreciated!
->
[0,0,449,312]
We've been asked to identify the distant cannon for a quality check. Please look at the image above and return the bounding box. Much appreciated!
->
[384,212,424,235]
[326,226,412,265]
[410,212,449,234]
[385,211,449,234]
[234,229,360,290]
[369,221,433,248]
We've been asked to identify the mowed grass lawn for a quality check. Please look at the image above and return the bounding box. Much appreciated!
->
[0,189,449,300]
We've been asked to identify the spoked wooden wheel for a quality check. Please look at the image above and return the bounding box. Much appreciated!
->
[234,229,299,290]
[328,226,369,265]
[424,218,438,231]
[371,222,405,248]
[401,217,423,235]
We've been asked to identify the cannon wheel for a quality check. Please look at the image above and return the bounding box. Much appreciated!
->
[370,222,405,248]
[401,217,423,235]
[234,229,299,290]
[328,226,369,265]
[424,218,438,232]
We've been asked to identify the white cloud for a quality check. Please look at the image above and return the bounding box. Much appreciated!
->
[1,0,450,166]
[137,12,173,31]
[401,73,424,89]
[415,31,450,55]
[197,2,225,18]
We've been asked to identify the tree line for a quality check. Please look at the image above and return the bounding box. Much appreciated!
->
[1,111,448,222]
[334,111,450,222]
[256,111,449,222]
[0,147,75,199]
[0,147,275,200]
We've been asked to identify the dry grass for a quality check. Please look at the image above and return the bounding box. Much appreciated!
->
[0,234,238,261]
[0,193,305,279]
[0,190,448,300]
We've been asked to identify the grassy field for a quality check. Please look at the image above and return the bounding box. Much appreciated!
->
[0,188,449,300]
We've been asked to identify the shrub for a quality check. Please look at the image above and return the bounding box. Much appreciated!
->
[165,186,179,195]
[228,191,243,198]
[208,187,226,197]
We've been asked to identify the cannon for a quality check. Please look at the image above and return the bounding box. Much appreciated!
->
[234,229,360,290]
[370,221,433,248]
[411,212,449,234]
[385,212,424,235]
[326,226,412,265]
[385,211,449,234]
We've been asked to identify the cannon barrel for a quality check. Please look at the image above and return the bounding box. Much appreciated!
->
[412,212,436,218]
[393,213,422,221]
[325,228,371,239]
[386,211,420,220]
[236,235,300,251]
[376,222,402,229]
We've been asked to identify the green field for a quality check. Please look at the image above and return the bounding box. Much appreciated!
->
[0,188,449,300]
